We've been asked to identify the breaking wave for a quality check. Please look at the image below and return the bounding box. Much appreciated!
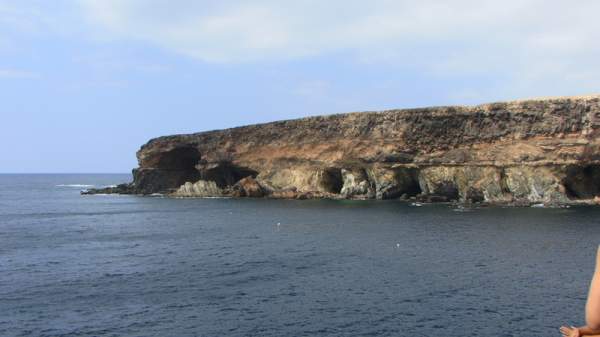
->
[56,184,95,188]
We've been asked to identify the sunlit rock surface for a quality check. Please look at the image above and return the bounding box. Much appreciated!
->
[85,94,600,205]
[173,180,223,198]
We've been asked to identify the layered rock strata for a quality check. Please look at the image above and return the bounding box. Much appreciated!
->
[84,95,600,205]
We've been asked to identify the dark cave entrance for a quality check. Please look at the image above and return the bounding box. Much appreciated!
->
[157,147,202,171]
[143,146,202,192]
[377,167,422,199]
[320,167,343,194]
[401,182,422,198]
[433,181,460,201]
[394,168,422,198]
[563,164,600,199]
[200,162,258,188]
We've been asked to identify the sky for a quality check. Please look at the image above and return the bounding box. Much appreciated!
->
[2,1,600,173]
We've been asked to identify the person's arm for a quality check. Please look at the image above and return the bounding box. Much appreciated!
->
[576,325,600,336]
[585,247,600,330]
[561,248,600,337]
[560,325,600,337]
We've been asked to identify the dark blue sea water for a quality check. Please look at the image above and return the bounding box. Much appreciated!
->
[1,174,599,337]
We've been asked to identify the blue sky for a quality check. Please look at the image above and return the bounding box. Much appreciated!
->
[2,0,600,172]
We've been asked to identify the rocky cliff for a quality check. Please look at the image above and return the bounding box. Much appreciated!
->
[85,94,600,205]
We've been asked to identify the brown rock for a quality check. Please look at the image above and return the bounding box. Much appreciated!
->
[231,176,264,198]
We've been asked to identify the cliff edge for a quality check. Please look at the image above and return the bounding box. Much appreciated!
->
[85,94,600,205]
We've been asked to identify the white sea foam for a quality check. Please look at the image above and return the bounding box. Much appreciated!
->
[56,184,95,188]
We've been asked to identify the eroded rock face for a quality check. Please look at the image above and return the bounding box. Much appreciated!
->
[86,94,600,205]
[340,168,373,198]
[367,166,421,200]
[231,176,265,197]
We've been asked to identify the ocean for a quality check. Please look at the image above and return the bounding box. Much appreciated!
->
[0,174,598,336]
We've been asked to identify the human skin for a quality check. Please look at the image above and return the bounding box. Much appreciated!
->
[560,246,600,337]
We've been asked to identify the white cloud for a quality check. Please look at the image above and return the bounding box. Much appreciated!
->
[3,1,600,99]
[75,1,600,92]
[76,1,600,63]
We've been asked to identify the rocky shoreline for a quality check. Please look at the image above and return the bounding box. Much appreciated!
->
[81,180,599,208]
[83,94,600,206]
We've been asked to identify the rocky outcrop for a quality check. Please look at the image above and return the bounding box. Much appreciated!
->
[84,94,600,205]
[173,180,223,197]
[231,176,265,197]
[340,168,374,199]
[81,183,134,195]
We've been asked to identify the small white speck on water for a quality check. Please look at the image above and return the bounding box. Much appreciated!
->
[396,243,400,248]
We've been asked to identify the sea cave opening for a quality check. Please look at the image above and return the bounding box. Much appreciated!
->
[563,164,600,200]
[394,168,422,198]
[150,146,202,190]
[320,167,343,194]
[156,146,202,171]
[201,162,258,188]
[433,181,460,201]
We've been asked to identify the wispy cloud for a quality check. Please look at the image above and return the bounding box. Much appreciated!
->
[76,1,600,64]
[2,1,600,100]
[72,0,600,98]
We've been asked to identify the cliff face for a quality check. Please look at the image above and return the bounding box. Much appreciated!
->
[91,95,600,205]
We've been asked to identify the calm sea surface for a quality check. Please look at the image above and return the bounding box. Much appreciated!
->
[1,174,599,337]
